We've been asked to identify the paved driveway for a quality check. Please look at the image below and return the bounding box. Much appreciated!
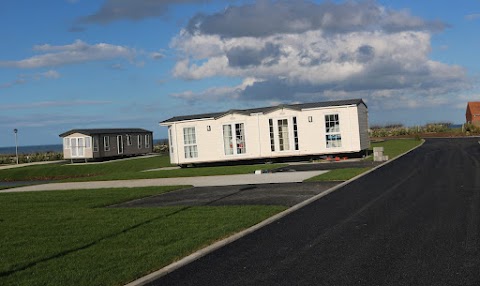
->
[144,138,480,286]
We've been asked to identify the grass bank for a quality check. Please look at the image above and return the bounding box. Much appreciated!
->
[305,167,371,182]
[0,187,286,286]
[0,155,285,182]
[306,138,422,182]
[370,138,423,159]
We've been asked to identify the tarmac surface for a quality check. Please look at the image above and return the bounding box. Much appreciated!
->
[112,181,340,208]
[145,138,480,286]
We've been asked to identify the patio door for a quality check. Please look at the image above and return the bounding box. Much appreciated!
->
[70,137,84,157]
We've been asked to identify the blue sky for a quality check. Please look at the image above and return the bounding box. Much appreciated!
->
[1,0,480,147]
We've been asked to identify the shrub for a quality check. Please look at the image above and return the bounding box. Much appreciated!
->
[0,151,63,165]
[153,143,169,154]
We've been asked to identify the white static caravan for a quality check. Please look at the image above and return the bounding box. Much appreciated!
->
[160,99,369,166]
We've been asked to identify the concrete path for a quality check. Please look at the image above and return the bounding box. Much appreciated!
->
[0,170,328,193]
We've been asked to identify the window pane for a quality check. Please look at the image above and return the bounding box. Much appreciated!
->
[85,137,91,148]
[235,123,246,154]
[145,135,150,148]
[93,137,99,152]
[293,116,299,150]
[269,119,275,151]
[325,114,342,148]
[104,136,110,151]
[78,138,84,156]
[223,125,233,155]
[278,119,289,151]
[183,127,198,158]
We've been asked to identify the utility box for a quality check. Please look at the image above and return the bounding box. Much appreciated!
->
[373,147,388,162]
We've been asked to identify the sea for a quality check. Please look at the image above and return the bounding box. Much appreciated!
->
[0,139,168,155]
[0,144,63,155]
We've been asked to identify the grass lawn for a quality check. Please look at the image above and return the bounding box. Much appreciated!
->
[0,155,285,182]
[305,167,371,182]
[370,138,423,159]
[0,187,286,286]
[305,138,422,182]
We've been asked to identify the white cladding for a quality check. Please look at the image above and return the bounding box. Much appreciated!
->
[162,102,369,165]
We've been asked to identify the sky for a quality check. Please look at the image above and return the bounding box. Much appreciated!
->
[1,0,480,147]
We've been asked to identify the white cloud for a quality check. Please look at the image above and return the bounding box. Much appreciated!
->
[0,40,135,69]
[173,29,464,88]
[150,52,165,60]
[171,77,261,101]
[170,0,468,107]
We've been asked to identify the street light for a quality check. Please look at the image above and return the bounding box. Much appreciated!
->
[13,128,18,164]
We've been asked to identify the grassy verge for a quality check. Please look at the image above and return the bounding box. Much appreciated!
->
[0,187,286,286]
[0,155,285,182]
[305,138,422,182]
[370,138,423,160]
[305,167,371,182]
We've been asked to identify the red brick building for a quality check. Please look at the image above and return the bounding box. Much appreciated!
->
[466,102,480,126]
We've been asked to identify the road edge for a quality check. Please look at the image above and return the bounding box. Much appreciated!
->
[125,139,425,286]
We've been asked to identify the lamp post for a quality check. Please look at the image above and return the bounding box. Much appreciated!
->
[13,128,18,164]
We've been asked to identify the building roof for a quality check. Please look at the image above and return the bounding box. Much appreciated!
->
[59,128,152,137]
[467,102,480,116]
[160,98,366,124]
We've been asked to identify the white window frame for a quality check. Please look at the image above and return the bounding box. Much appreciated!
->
[269,119,275,151]
[138,135,142,149]
[85,137,91,149]
[223,123,246,156]
[293,116,299,151]
[277,119,290,151]
[145,134,150,148]
[93,136,99,152]
[104,136,110,152]
[126,135,132,146]
[117,135,124,154]
[325,114,342,148]
[269,117,298,152]
[168,127,174,154]
[64,138,71,149]
[183,127,198,159]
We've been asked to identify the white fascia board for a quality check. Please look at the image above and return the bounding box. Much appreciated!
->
[301,104,357,112]
[262,106,300,115]
[160,117,214,126]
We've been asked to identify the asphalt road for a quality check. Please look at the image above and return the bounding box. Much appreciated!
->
[146,138,480,286]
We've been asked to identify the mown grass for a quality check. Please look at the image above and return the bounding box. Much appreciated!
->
[0,155,285,182]
[370,138,423,159]
[305,167,371,182]
[305,138,422,182]
[0,187,286,286]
